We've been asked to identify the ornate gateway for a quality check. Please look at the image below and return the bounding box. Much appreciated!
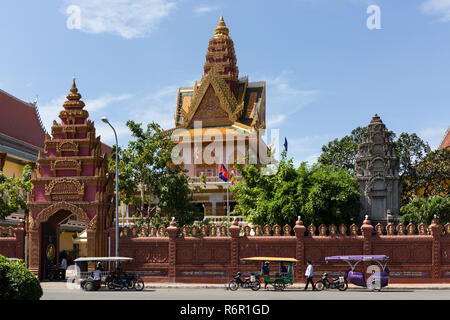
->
[27,79,114,279]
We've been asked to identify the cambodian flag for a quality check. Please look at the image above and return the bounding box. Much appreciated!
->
[219,164,228,182]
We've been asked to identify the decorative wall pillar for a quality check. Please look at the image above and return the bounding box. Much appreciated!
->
[293,216,306,282]
[28,229,40,276]
[361,215,374,271]
[229,218,241,275]
[86,229,97,271]
[429,217,442,281]
[15,222,25,260]
[167,219,178,282]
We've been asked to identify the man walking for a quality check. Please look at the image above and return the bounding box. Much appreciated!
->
[304,260,316,291]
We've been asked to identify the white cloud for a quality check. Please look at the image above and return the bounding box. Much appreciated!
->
[62,0,177,39]
[86,93,134,112]
[264,71,319,128]
[421,0,450,22]
[193,6,219,15]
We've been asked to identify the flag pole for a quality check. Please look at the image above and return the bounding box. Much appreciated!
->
[227,177,230,225]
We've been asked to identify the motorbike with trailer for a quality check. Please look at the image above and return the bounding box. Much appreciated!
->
[324,255,390,291]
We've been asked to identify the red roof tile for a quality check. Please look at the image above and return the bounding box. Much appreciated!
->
[439,128,450,149]
[0,89,46,149]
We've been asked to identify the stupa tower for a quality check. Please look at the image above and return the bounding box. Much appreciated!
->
[355,114,400,223]
[203,15,239,98]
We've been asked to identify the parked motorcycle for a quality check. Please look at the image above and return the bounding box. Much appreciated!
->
[228,272,261,291]
[315,272,348,291]
[47,264,64,281]
[105,271,144,291]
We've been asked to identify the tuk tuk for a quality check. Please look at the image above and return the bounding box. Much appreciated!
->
[240,257,298,291]
[325,255,390,291]
[73,257,144,291]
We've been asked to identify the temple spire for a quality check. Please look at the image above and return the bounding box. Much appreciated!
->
[204,15,239,97]
[214,15,229,37]
[63,78,85,109]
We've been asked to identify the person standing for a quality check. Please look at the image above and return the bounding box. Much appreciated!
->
[304,260,316,291]
[262,261,270,289]
[59,255,67,280]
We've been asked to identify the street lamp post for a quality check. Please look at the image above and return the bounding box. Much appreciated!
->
[101,117,119,265]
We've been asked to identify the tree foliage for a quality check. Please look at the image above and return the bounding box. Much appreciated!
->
[401,148,450,204]
[110,121,202,226]
[317,127,366,172]
[0,165,32,220]
[232,155,360,227]
[400,195,450,225]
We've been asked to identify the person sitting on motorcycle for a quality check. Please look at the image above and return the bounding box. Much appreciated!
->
[280,263,288,276]
[93,265,102,290]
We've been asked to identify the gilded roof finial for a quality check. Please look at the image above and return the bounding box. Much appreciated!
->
[63,77,85,109]
[214,15,229,37]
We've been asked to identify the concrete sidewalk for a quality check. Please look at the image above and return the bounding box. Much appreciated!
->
[142,282,450,290]
[40,281,450,290]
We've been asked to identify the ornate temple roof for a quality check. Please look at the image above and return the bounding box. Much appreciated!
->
[173,16,266,131]
[438,127,450,150]
[0,88,46,161]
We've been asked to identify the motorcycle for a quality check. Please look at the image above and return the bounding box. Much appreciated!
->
[47,264,64,281]
[315,272,348,291]
[228,272,261,291]
[105,271,144,291]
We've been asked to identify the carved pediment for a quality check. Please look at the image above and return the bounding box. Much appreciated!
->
[183,68,238,127]
[50,159,82,175]
[56,141,79,156]
[45,178,84,201]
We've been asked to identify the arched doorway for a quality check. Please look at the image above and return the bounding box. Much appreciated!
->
[28,202,95,279]
[40,209,78,280]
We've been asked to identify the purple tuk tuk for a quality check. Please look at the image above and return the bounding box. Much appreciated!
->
[325,255,390,291]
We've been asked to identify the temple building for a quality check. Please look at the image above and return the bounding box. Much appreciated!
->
[355,114,401,223]
[0,89,47,227]
[168,16,268,221]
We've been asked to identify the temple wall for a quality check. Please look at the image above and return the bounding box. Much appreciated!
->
[109,220,450,284]
[0,224,25,260]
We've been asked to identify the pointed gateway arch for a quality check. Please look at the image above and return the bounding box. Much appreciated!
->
[27,79,114,279]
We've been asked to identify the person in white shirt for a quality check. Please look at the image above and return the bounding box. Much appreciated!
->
[304,260,317,290]
[59,256,67,280]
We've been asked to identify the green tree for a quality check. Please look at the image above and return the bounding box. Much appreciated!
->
[0,165,32,220]
[232,155,360,227]
[317,126,366,172]
[110,121,201,226]
[400,195,450,225]
[401,148,450,204]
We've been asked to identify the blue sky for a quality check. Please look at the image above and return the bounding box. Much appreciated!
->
[1,0,449,165]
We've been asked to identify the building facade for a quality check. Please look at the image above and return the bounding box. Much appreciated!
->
[0,89,47,227]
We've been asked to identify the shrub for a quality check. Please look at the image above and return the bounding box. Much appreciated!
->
[400,195,450,225]
[0,254,42,300]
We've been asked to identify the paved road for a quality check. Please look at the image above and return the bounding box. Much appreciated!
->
[40,282,450,300]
